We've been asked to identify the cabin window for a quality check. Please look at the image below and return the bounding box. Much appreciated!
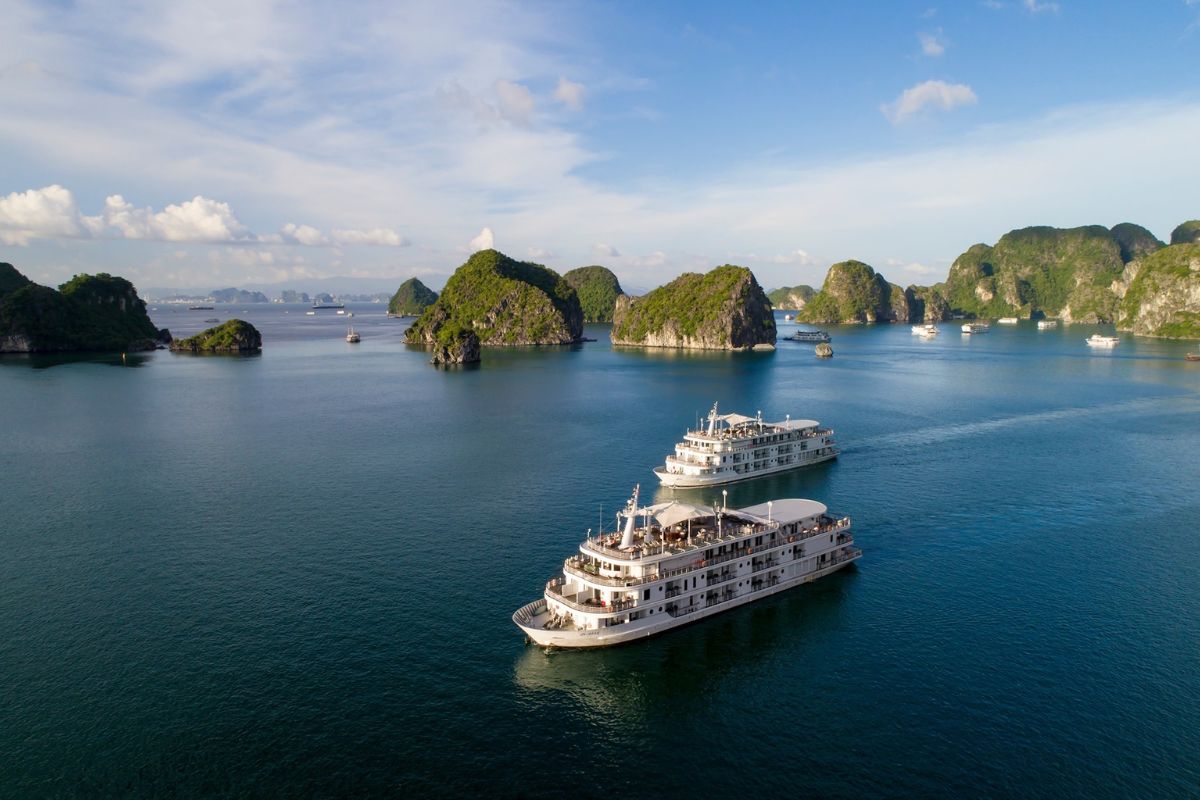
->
[643,589,650,600]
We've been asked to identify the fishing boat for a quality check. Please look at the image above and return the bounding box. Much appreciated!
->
[1185,353,1199,362]
[188,305,214,311]
[346,326,360,343]
[653,403,837,488]
[1086,334,1119,348]
[512,486,861,648]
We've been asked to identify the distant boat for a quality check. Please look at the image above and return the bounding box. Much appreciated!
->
[188,305,214,310]
[1086,334,1119,348]
[336,309,347,315]
[1185,353,1199,362]
[346,326,360,343]
[783,313,794,321]
[312,302,345,309]
[912,323,938,336]
[961,322,989,334]
[204,318,220,323]
[792,330,831,343]
[997,317,1019,325]
[1037,319,1059,330]
[305,310,317,316]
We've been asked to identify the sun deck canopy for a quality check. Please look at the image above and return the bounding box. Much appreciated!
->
[768,418,819,430]
[736,499,827,525]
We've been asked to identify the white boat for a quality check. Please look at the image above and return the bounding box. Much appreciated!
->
[792,330,831,343]
[783,313,794,321]
[512,487,861,648]
[961,322,989,334]
[1086,334,1119,348]
[997,317,1019,325]
[305,310,316,316]
[346,326,360,343]
[653,403,837,488]
[336,309,347,315]
[1037,319,1058,329]
[912,323,938,336]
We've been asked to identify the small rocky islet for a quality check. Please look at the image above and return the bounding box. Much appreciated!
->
[388,277,438,316]
[169,319,262,353]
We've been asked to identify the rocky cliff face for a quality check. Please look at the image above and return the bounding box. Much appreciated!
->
[610,265,776,350]
[562,266,624,322]
[388,277,438,316]
[942,225,1161,322]
[0,266,167,352]
[170,319,262,352]
[1116,244,1200,338]
[799,260,898,323]
[430,324,481,364]
[1170,220,1200,245]
[405,250,582,347]
[767,285,815,310]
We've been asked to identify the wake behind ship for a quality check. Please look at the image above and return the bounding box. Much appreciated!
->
[513,486,861,648]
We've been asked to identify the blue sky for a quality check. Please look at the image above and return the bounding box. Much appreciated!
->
[1,0,1199,292]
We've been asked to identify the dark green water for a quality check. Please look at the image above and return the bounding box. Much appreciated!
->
[2,307,1198,797]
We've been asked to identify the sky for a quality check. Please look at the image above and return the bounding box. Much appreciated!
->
[1,0,1199,293]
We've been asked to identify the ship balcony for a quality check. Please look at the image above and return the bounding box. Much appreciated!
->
[545,579,634,615]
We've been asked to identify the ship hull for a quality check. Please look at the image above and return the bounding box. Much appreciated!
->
[654,450,837,488]
[514,553,859,648]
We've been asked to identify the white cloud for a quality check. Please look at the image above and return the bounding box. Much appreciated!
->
[919,30,946,57]
[527,246,556,259]
[1023,0,1060,13]
[495,80,535,124]
[331,227,409,246]
[882,80,978,123]
[96,194,253,242]
[0,184,84,245]
[592,243,620,257]
[469,227,495,251]
[553,77,586,110]
[280,222,328,246]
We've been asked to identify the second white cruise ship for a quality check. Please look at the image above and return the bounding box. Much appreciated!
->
[653,403,838,488]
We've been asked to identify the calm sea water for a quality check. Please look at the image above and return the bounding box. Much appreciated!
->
[2,306,1198,797]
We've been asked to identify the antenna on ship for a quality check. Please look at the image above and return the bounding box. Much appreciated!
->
[619,484,639,549]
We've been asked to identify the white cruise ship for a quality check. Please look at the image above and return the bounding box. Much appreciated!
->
[512,487,861,648]
[653,404,837,488]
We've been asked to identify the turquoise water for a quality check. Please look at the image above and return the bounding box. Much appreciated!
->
[2,308,1199,797]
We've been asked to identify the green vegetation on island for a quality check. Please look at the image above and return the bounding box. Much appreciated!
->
[0,264,167,353]
[610,265,775,349]
[1117,243,1200,338]
[1170,220,1200,245]
[389,277,439,316]
[169,319,262,352]
[430,322,481,365]
[563,266,625,322]
[766,285,815,310]
[799,260,905,324]
[405,249,583,348]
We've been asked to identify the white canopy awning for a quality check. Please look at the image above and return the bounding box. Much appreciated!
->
[716,412,756,426]
[641,501,713,528]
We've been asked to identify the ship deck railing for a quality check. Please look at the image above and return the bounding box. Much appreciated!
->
[683,426,833,444]
[583,515,850,561]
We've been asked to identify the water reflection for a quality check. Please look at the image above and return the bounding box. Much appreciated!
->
[0,351,156,369]
[511,571,856,718]
[650,459,840,510]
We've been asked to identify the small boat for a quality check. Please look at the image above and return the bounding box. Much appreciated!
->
[997,317,1019,325]
[792,330,831,343]
[961,322,989,334]
[336,309,347,315]
[1185,353,1199,362]
[346,311,354,317]
[912,323,938,336]
[1086,334,1119,348]
[312,303,345,309]
[783,313,794,321]
[305,310,316,316]
[204,318,220,323]
[188,305,214,311]
[346,326,360,343]
[1037,319,1058,330]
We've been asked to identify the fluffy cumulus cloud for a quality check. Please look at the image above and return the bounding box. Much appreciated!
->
[882,80,978,123]
[0,185,85,245]
[553,77,585,110]
[592,243,620,257]
[92,194,253,242]
[279,222,328,246]
[469,227,495,251]
[494,80,535,124]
